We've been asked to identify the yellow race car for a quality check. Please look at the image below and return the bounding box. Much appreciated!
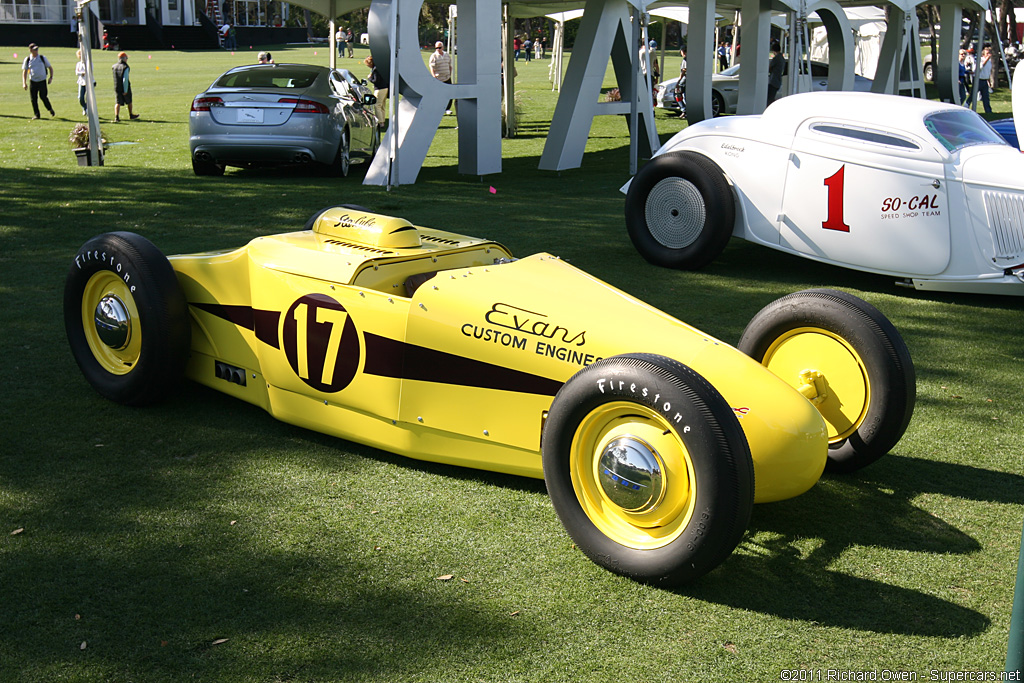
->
[64,207,915,586]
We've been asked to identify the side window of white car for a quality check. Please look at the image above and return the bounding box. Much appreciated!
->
[810,123,920,150]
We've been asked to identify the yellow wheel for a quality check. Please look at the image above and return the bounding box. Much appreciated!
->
[569,402,696,550]
[759,327,868,444]
[80,270,143,376]
[543,354,753,586]
[738,289,915,473]
[64,232,190,406]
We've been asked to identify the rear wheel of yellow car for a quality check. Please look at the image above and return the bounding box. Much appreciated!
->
[737,289,915,473]
[64,232,190,406]
[542,354,754,586]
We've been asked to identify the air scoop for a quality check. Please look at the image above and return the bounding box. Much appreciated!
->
[312,207,422,249]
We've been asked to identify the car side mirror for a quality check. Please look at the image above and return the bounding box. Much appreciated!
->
[361,79,368,86]
[363,93,377,105]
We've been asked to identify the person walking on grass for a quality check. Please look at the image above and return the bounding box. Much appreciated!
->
[112,51,139,122]
[429,41,454,114]
[22,43,55,119]
[976,46,994,114]
[75,49,88,116]
[336,27,346,58]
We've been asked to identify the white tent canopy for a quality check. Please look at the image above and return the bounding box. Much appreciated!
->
[648,6,726,26]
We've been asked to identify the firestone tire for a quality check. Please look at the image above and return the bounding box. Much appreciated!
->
[625,151,735,270]
[737,289,915,473]
[542,353,754,586]
[64,232,191,406]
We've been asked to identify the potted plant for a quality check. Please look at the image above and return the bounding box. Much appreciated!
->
[69,123,104,166]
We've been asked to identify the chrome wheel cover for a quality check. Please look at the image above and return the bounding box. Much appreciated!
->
[644,177,706,249]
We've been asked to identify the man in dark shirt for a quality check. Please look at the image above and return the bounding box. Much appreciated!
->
[112,52,139,122]
[767,40,785,106]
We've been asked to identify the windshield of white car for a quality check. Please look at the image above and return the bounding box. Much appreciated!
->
[215,67,320,89]
[924,110,1008,152]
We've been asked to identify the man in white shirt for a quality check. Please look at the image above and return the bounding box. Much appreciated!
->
[428,41,454,113]
[21,43,55,119]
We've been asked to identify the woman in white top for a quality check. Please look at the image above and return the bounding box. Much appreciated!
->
[976,46,994,114]
[75,49,87,116]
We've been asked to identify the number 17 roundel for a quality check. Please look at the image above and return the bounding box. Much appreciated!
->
[283,294,360,393]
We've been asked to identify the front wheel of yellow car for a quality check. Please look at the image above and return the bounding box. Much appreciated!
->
[737,289,915,474]
[542,354,754,586]
[64,232,190,406]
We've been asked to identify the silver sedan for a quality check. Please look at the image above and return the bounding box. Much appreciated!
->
[189,64,379,176]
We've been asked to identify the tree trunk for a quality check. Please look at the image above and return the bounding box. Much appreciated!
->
[927,4,938,65]
[999,0,1011,44]
[304,9,312,41]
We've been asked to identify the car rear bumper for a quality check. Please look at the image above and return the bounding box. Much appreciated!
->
[190,135,336,165]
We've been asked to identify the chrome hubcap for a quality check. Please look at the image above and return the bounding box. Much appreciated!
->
[645,177,706,248]
[598,436,664,513]
[94,295,131,350]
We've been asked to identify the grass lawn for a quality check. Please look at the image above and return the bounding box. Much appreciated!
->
[0,43,1022,682]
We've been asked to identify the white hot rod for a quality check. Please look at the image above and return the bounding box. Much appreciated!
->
[624,91,1024,295]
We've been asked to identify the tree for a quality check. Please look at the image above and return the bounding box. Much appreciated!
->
[999,0,1019,45]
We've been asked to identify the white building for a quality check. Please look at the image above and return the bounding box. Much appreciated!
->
[0,0,305,49]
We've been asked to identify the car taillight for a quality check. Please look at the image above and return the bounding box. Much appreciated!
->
[278,98,330,114]
[191,96,223,112]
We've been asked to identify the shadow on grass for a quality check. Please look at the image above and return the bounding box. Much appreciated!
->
[4,528,538,681]
[1,380,545,680]
[158,386,996,639]
[684,453,1017,637]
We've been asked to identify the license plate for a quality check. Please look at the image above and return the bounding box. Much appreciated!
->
[236,108,264,124]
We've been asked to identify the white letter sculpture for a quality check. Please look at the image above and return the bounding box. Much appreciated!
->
[366,0,502,185]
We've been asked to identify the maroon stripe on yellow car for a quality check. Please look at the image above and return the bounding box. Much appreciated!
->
[362,332,563,396]
[189,302,281,349]
[190,303,561,396]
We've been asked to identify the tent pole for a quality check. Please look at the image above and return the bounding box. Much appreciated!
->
[387,0,398,189]
[329,0,337,69]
